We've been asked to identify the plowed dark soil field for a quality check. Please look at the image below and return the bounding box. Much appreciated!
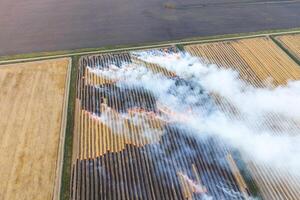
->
[1,0,300,56]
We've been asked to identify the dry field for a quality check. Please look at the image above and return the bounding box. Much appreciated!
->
[185,37,300,200]
[275,34,300,59]
[0,58,70,200]
[70,37,300,200]
[71,52,251,200]
[73,52,177,161]
[185,37,300,86]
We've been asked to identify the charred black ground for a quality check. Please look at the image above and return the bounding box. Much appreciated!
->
[70,52,260,199]
[71,126,249,199]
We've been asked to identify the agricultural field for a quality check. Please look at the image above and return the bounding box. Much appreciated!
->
[184,37,300,199]
[70,51,255,200]
[1,31,297,200]
[1,0,300,56]
[0,0,299,199]
[185,37,300,85]
[275,34,300,59]
[69,36,300,200]
[0,58,70,200]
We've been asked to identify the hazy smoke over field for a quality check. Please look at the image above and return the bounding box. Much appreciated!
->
[91,51,300,178]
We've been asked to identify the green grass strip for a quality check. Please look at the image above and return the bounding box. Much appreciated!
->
[60,56,79,200]
[1,27,300,63]
[270,35,300,66]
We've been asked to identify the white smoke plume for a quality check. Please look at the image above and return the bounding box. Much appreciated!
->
[90,51,300,178]
[90,104,164,142]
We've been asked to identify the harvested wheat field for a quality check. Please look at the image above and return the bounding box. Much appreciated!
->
[275,34,300,59]
[70,37,300,200]
[185,37,300,200]
[71,51,256,200]
[185,37,300,86]
[0,58,70,200]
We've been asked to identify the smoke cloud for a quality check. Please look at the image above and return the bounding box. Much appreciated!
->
[90,50,300,180]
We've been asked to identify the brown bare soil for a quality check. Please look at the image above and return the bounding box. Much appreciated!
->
[0,58,70,200]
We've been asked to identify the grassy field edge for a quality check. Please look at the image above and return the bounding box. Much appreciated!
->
[270,36,300,66]
[1,27,300,64]
[60,56,78,200]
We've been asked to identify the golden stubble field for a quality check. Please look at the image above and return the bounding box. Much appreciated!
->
[0,58,70,200]
[276,34,300,59]
[185,37,300,200]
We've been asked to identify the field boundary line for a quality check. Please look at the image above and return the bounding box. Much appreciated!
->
[60,56,79,200]
[1,30,300,65]
[53,58,72,200]
[270,36,300,66]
